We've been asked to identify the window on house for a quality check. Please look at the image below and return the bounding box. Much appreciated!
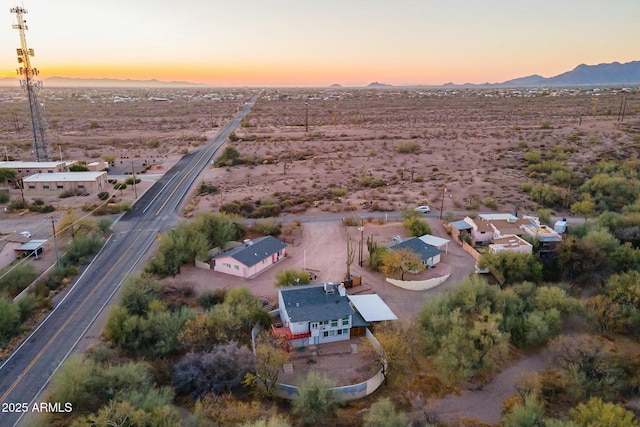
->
[28,185,35,189]
[342,317,349,326]
[331,320,338,327]
[329,330,336,336]
[323,331,328,337]
[342,328,348,335]
[78,185,85,189]
[337,329,343,335]
[234,265,239,270]
[57,185,64,189]
[43,185,49,190]
[321,320,329,326]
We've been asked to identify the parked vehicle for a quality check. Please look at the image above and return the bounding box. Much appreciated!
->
[415,205,430,213]
[19,231,31,239]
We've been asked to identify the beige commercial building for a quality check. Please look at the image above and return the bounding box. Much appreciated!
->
[0,161,68,179]
[22,171,108,195]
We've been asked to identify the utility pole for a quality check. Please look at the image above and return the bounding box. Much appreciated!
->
[131,162,138,198]
[51,216,61,270]
[305,101,309,133]
[358,226,364,267]
[439,186,447,221]
[11,6,51,162]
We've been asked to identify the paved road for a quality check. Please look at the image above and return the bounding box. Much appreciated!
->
[0,98,256,427]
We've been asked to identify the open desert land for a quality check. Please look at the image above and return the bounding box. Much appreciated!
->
[185,87,640,220]
[2,86,639,219]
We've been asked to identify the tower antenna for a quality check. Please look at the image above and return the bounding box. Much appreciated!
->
[11,6,50,162]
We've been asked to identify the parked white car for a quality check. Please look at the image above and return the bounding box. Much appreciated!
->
[19,231,31,239]
[415,205,430,213]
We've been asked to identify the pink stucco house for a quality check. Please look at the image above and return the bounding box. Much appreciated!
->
[211,236,287,279]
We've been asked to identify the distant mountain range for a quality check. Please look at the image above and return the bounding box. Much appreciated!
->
[0,61,639,88]
[499,60,640,87]
[0,76,205,88]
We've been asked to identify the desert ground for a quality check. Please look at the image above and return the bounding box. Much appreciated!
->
[2,86,639,220]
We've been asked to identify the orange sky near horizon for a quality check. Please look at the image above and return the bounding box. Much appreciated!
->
[3,1,640,87]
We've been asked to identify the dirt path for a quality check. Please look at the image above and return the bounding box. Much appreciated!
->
[428,348,554,425]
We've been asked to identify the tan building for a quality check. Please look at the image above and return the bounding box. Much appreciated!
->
[23,171,108,195]
[0,161,68,179]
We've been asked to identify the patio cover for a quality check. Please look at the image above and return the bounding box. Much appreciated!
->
[348,294,398,322]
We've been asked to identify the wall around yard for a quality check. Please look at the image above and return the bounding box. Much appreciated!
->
[386,274,450,291]
[251,317,387,402]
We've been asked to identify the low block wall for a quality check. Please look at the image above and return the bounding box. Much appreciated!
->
[386,274,450,291]
[252,320,386,402]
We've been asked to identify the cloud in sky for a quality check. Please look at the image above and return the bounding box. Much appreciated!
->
[3,0,640,86]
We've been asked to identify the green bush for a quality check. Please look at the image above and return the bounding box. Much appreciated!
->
[8,199,27,211]
[125,177,141,185]
[97,191,110,200]
[198,182,220,195]
[253,219,281,236]
[0,190,9,203]
[249,204,281,218]
[0,296,20,344]
[0,263,38,298]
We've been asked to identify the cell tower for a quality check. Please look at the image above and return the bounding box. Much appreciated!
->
[11,6,50,162]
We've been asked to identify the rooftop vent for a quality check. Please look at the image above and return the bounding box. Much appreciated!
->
[243,239,254,246]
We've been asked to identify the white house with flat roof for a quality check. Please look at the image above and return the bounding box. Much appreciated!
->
[23,171,108,195]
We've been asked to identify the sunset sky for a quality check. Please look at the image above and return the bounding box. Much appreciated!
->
[2,1,639,87]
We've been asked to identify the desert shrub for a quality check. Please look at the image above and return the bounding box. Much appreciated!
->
[275,269,311,287]
[8,198,26,211]
[125,177,141,185]
[0,296,20,344]
[60,188,90,198]
[198,181,220,195]
[329,186,348,197]
[483,197,498,210]
[15,293,37,322]
[221,200,255,216]
[395,141,420,154]
[363,398,408,427]
[70,163,90,171]
[253,219,281,236]
[292,372,339,425]
[97,191,110,200]
[403,217,431,237]
[0,263,38,298]
[63,235,103,267]
[478,252,543,285]
[360,175,384,188]
[29,199,55,212]
[530,183,566,208]
[0,190,9,203]
[215,146,242,167]
[172,343,256,398]
[198,289,227,309]
[249,204,281,218]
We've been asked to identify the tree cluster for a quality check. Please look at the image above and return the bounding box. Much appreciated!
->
[418,277,579,382]
[145,212,245,277]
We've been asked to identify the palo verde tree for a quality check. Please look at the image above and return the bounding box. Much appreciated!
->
[380,248,424,280]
